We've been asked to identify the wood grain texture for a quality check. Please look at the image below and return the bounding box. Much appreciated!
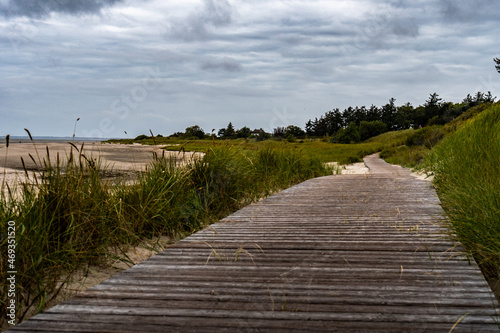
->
[8,154,499,332]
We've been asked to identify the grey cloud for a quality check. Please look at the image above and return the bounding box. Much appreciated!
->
[0,0,124,18]
[390,16,419,37]
[440,0,497,22]
[355,4,421,51]
[201,57,242,72]
[168,0,233,41]
[1,0,499,138]
[204,0,232,26]
[441,1,478,22]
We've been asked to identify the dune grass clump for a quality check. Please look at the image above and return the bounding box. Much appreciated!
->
[0,140,329,326]
[0,143,129,324]
[425,103,500,281]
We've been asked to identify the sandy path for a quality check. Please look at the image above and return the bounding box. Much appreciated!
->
[328,159,432,181]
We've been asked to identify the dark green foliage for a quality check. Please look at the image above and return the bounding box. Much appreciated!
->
[134,134,149,141]
[426,115,446,126]
[273,127,285,138]
[358,121,388,141]
[305,91,496,139]
[255,129,271,141]
[394,103,414,129]
[236,126,251,138]
[424,93,442,123]
[380,98,398,130]
[284,125,305,138]
[184,125,205,139]
[335,123,361,144]
[306,108,343,137]
[218,122,236,139]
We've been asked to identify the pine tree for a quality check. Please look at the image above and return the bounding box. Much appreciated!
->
[225,122,236,138]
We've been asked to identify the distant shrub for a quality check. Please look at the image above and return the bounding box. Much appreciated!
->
[184,125,205,140]
[358,121,388,141]
[335,123,360,144]
[255,131,271,142]
[284,125,305,138]
[405,126,445,148]
[134,134,149,141]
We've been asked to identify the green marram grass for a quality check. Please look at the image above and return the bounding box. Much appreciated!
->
[425,103,500,281]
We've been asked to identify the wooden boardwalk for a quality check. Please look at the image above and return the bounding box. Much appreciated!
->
[9,154,499,332]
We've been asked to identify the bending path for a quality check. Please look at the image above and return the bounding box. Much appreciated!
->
[9,154,499,332]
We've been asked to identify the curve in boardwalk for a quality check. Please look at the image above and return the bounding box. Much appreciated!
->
[8,154,500,332]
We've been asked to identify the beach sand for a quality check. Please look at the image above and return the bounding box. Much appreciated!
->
[0,141,200,187]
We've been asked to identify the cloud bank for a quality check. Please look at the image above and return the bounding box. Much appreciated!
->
[0,0,125,18]
[0,0,498,138]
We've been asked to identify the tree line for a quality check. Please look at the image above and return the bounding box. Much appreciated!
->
[305,91,495,143]
[135,91,495,143]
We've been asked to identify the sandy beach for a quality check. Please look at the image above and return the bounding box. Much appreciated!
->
[0,140,200,187]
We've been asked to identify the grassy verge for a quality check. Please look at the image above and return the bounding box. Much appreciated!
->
[0,141,331,326]
[425,104,500,287]
[379,102,500,299]
[380,103,496,169]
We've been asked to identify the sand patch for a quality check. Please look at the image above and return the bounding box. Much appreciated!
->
[325,161,370,175]
[57,236,173,296]
[326,160,433,181]
[409,170,434,182]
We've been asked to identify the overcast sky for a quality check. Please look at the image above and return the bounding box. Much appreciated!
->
[1,0,499,138]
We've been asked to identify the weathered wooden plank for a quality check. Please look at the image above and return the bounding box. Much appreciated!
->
[9,317,497,333]
[7,154,499,332]
[63,297,498,317]
[31,306,497,327]
[78,287,496,305]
